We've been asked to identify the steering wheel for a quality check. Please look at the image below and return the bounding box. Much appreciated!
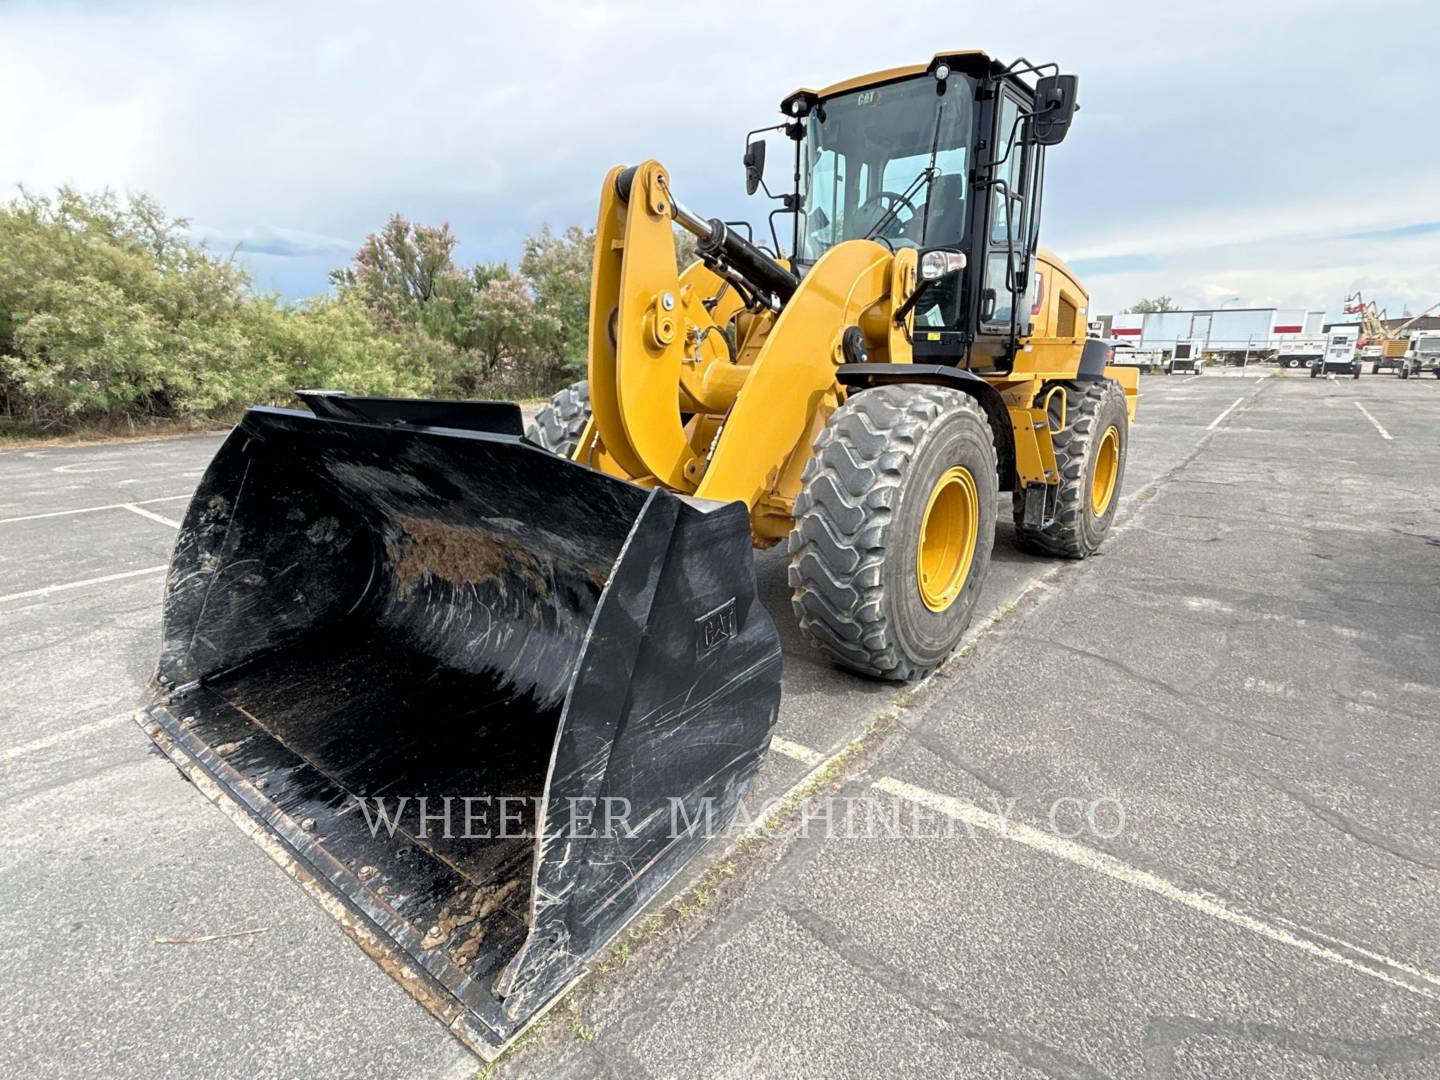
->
[856,190,921,246]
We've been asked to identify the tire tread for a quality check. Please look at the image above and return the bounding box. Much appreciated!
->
[788,384,992,680]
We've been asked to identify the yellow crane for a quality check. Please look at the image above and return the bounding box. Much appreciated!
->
[1347,291,1440,367]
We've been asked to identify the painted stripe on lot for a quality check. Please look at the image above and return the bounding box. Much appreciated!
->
[121,502,182,528]
[0,714,129,763]
[771,737,826,767]
[1354,402,1393,440]
[770,728,1440,1003]
[872,772,1440,1002]
[747,739,859,836]
[0,565,167,606]
[875,775,1440,1001]
[0,493,189,526]
[1206,396,1246,430]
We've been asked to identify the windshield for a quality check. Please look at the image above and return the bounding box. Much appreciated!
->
[797,75,974,263]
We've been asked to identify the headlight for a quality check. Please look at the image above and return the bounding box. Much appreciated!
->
[920,249,967,281]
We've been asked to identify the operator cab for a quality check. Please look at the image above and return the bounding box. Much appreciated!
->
[752,52,1077,373]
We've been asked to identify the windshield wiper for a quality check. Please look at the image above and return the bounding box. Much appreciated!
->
[862,101,946,244]
[917,100,945,246]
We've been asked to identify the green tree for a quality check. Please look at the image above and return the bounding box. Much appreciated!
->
[1125,296,1179,314]
[674,227,698,269]
[330,214,474,346]
[2,185,717,437]
[0,187,441,434]
[520,225,594,378]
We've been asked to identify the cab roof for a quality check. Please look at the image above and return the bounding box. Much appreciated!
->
[783,50,1002,109]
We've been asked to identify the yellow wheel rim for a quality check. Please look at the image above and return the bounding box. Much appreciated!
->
[1091,426,1120,517]
[917,466,980,613]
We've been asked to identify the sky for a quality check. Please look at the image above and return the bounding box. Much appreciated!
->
[3,0,1437,321]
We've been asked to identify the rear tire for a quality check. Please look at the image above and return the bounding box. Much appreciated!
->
[525,380,591,458]
[787,385,998,680]
[1012,379,1129,559]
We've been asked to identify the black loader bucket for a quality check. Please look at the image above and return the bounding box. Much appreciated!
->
[136,394,781,1058]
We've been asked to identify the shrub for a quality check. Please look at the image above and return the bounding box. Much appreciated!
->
[0,186,692,436]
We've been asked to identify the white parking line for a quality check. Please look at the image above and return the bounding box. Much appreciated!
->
[874,776,1440,1002]
[769,729,1440,1003]
[0,493,189,526]
[771,737,826,767]
[0,565,168,606]
[121,503,182,528]
[1354,402,1393,440]
[1183,374,1204,383]
[1206,396,1246,430]
[747,739,856,836]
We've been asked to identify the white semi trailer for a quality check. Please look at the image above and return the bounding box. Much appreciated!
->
[1106,307,1324,364]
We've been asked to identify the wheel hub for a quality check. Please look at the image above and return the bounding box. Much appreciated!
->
[1091,426,1120,516]
[917,466,980,613]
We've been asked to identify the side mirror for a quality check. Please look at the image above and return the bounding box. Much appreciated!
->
[1032,74,1079,146]
[744,139,767,196]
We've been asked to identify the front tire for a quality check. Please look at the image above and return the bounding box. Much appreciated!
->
[1013,379,1129,559]
[787,385,998,680]
[525,380,591,458]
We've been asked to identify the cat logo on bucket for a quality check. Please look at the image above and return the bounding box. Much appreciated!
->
[697,598,737,657]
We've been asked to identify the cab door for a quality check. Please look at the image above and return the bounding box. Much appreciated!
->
[971,87,1036,370]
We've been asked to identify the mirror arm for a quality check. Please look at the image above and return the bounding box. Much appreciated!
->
[981,111,1028,171]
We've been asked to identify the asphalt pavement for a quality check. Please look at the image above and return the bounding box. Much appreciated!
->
[2,370,1437,1078]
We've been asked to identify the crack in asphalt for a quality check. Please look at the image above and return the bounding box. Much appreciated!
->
[785,905,1116,1080]
[1140,1014,1440,1073]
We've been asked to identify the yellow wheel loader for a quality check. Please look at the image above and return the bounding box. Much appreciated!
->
[138,51,1136,1059]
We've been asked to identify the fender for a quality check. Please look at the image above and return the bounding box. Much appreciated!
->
[1075,337,1112,381]
[835,363,1018,491]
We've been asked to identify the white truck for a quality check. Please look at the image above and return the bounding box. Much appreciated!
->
[1399,331,1440,379]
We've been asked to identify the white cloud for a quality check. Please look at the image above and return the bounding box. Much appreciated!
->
[1081,225,1440,320]
[2,0,1436,309]
[188,223,355,258]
